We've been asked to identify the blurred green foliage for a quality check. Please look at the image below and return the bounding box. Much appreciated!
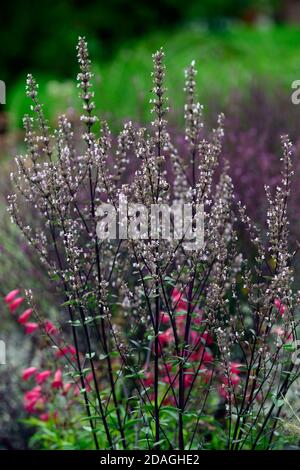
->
[0,0,280,84]
[8,25,300,128]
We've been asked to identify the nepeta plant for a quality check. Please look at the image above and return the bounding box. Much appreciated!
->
[7,38,300,450]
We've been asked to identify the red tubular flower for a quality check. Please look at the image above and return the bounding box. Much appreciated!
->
[158,328,173,348]
[44,320,58,335]
[68,345,76,356]
[39,410,58,421]
[39,411,58,422]
[73,384,80,397]
[202,350,214,364]
[9,297,25,313]
[51,369,63,389]
[229,373,241,386]
[161,374,173,385]
[35,370,51,385]
[143,369,154,387]
[25,386,42,399]
[22,367,37,381]
[190,348,214,364]
[39,412,50,422]
[172,288,188,312]
[160,311,170,325]
[4,289,20,304]
[274,298,286,316]
[85,372,93,383]
[229,362,242,375]
[184,370,195,388]
[18,308,33,324]
[201,331,214,346]
[24,322,39,334]
[55,346,69,358]
[23,386,43,413]
[55,344,76,358]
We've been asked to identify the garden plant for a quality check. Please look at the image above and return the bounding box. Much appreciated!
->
[4,37,300,450]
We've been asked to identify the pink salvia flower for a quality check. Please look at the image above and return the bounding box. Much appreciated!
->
[9,297,25,313]
[55,344,76,357]
[183,370,195,387]
[158,328,173,348]
[274,298,286,316]
[73,384,80,397]
[24,322,39,334]
[68,345,76,354]
[172,288,188,312]
[23,386,43,413]
[85,372,93,383]
[160,311,170,325]
[18,308,33,324]
[39,411,58,422]
[35,370,51,385]
[4,289,20,304]
[39,412,50,422]
[229,362,243,375]
[44,320,58,335]
[22,367,37,381]
[51,369,63,389]
[201,331,214,346]
[229,373,241,386]
[55,346,69,358]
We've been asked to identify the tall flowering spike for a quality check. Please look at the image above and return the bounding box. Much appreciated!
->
[114,121,134,182]
[76,36,98,131]
[26,74,39,101]
[150,48,168,152]
[23,115,39,164]
[150,48,169,205]
[184,60,203,147]
[280,134,293,189]
[26,74,51,159]
[265,134,293,269]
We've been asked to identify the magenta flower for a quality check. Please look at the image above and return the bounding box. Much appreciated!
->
[22,367,37,381]
[18,308,33,324]
[35,370,52,385]
[24,322,39,334]
[51,369,63,389]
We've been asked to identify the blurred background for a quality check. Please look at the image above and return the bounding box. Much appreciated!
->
[1,0,300,449]
[1,0,300,130]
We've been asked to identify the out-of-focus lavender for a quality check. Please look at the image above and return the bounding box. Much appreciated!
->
[221,86,300,241]
[172,85,300,244]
